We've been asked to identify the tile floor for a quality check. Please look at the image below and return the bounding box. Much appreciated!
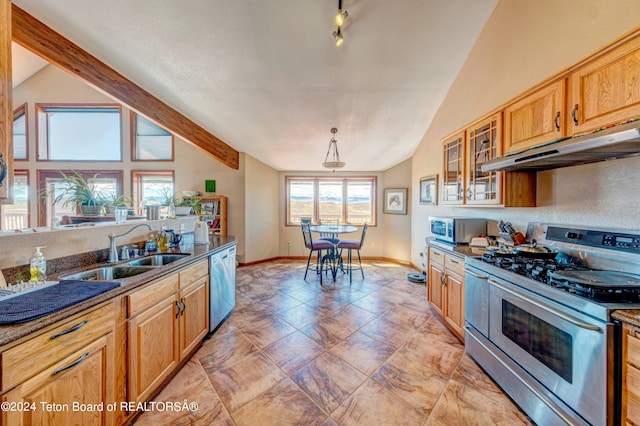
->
[134,259,533,425]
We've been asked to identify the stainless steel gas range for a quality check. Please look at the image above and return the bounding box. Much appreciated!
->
[464,223,640,426]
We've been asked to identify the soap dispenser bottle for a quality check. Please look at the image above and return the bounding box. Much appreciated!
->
[30,246,47,282]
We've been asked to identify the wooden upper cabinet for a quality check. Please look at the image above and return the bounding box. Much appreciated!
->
[504,79,567,154]
[570,34,640,134]
[465,113,502,205]
[441,131,465,205]
[0,0,12,201]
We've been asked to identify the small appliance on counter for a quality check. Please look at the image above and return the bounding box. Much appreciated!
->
[194,221,209,244]
[429,216,486,244]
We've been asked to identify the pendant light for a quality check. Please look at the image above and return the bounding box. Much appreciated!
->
[323,128,345,170]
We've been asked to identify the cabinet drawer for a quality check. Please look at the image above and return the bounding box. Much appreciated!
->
[429,247,445,265]
[628,329,640,369]
[628,363,640,424]
[128,273,179,317]
[1,303,114,392]
[445,254,464,276]
[179,259,208,288]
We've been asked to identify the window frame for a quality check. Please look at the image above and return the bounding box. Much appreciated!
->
[131,170,175,215]
[37,169,124,226]
[130,112,175,162]
[35,103,123,162]
[285,176,377,226]
[0,170,30,229]
[13,103,28,161]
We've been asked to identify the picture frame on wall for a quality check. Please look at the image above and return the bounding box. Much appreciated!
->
[419,175,438,205]
[383,188,408,215]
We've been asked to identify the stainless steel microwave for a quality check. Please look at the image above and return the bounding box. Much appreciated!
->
[429,217,486,244]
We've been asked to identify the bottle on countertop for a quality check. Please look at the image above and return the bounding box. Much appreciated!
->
[29,246,47,282]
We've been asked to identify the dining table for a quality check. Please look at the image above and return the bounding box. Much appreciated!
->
[309,224,357,282]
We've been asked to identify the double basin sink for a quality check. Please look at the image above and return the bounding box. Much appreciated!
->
[59,253,191,282]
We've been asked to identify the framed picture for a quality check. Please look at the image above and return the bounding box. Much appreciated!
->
[419,175,438,205]
[383,188,408,215]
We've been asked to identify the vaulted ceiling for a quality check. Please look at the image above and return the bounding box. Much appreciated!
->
[12,0,497,171]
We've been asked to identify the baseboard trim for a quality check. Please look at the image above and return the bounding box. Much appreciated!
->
[238,256,420,270]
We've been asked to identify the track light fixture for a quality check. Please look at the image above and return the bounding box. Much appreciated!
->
[332,0,348,47]
[333,28,344,47]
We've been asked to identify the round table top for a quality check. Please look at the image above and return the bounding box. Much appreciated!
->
[309,224,358,234]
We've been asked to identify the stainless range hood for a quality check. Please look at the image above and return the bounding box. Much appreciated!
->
[481,120,640,172]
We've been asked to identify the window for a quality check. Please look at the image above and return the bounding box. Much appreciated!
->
[37,170,123,226]
[286,176,376,226]
[0,171,29,230]
[13,104,28,160]
[132,171,175,215]
[36,104,122,161]
[131,112,174,161]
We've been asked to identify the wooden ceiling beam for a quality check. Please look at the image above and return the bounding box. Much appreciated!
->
[11,4,239,169]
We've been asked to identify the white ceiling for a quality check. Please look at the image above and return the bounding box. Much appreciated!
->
[12,0,497,171]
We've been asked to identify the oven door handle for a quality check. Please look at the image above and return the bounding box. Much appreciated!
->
[464,268,488,279]
[488,279,602,332]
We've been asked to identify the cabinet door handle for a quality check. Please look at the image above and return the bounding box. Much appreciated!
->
[175,300,182,318]
[571,104,579,126]
[180,298,186,316]
[449,259,460,265]
[52,351,89,376]
[50,320,88,340]
[554,111,561,131]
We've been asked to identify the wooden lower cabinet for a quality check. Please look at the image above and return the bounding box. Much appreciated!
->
[427,247,465,341]
[128,261,209,405]
[444,271,464,337]
[1,302,116,426]
[128,292,180,404]
[623,322,640,425]
[179,276,209,359]
[3,334,114,426]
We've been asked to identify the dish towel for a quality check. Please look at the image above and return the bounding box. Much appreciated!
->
[0,281,120,325]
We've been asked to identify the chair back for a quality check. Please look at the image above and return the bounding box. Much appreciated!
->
[319,218,339,238]
[358,223,369,248]
[301,222,313,247]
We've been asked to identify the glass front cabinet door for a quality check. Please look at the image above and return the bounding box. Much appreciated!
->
[441,131,465,205]
[465,113,502,205]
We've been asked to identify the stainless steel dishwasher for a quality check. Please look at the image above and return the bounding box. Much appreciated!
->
[209,245,236,332]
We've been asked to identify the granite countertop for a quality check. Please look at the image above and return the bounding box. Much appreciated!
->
[0,235,237,348]
[612,310,640,328]
[426,238,488,259]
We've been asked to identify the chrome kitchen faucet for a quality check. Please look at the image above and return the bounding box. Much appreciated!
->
[108,223,153,263]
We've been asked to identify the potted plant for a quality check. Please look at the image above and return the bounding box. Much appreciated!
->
[104,193,133,215]
[45,171,107,216]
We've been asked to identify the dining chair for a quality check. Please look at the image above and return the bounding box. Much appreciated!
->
[337,223,368,283]
[301,222,334,284]
[318,218,340,244]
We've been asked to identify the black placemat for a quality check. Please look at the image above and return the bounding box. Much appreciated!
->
[0,281,120,325]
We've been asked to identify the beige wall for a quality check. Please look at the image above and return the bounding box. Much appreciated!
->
[244,154,278,263]
[382,158,412,262]
[411,0,640,267]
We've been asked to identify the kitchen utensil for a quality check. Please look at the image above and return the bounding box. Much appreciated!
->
[512,240,558,259]
[504,222,516,234]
